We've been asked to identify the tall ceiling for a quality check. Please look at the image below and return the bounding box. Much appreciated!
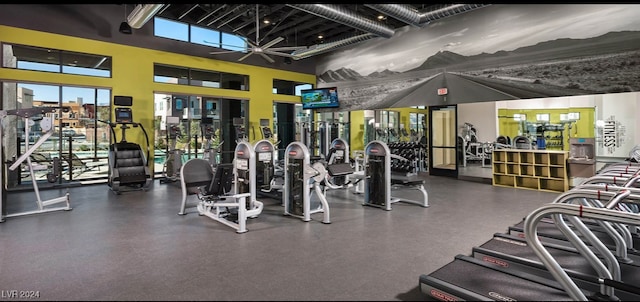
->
[154,4,483,59]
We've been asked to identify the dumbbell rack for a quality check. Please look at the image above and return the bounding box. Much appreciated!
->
[388,142,424,175]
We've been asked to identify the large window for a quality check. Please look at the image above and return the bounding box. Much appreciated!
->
[273,79,313,96]
[154,63,248,91]
[154,16,246,52]
[2,82,111,187]
[2,43,111,77]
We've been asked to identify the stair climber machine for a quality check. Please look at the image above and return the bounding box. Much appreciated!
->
[253,139,282,200]
[160,116,183,184]
[104,107,152,195]
[201,117,222,168]
[283,142,330,223]
[1,106,72,222]
[357,140,428,211]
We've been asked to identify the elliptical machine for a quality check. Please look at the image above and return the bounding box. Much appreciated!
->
[160,116,183,184]
[201,117,222,168]
[105,107,152,194]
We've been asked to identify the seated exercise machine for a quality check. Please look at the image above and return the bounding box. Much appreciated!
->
[356,140,429,211]
[160,116,183,184]
[283,142,331,223]
[1,106,72,222]
[324,137,354,188]
[253,139,283,200]
[105,107,152,194]
[178,141,263,233]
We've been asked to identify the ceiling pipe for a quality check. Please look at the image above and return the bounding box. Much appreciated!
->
[419,4,490,24]
[289,4,490,60]
[127,4,165,29]
[287,4,395,38]
[291,33,377,60]
[364,4,422,27]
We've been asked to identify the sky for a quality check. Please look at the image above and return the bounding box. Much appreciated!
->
[316,4,640,76]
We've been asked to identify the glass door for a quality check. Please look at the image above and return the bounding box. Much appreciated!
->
[429,105,458,178]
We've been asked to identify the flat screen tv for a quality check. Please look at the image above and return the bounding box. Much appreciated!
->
[301,87,339,110]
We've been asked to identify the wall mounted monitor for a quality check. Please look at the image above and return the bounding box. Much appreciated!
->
[300,87,339,110]
[114,95,133,106]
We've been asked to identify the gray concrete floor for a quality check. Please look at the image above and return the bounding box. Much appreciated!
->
[0,175,560,301]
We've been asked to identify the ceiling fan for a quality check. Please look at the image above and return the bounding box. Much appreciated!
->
[208,4,306,63]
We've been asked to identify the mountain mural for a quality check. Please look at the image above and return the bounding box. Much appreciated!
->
[317,67,364,83]
[318,30,640,83]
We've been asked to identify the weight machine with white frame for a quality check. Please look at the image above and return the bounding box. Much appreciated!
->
[1,107,72,222]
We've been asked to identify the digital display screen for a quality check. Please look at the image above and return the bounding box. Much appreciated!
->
[236,158,248,170]
[301,87,339,109]
[258,152,272,162]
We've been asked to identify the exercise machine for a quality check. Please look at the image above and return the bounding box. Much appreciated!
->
[233,117,247,143]
[1,106,71,222]
[325,137,352,188]
[160,116,183,184]
[105,107,152,194]
[360,140,429,211]
[200,117,221,168]
[283,142,330,223]
[232,140,264,219]
[254,139,282,199]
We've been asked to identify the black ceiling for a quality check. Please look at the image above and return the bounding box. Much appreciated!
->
[155,4,443,49]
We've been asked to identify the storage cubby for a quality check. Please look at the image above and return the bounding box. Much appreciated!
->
[506,151,519,163]
[516,176,539,190]
[493,174,515,187]
[494,150,506,162]
[506,163,519,175]
[519,152,533,164]
[540,178,566,192]
[520,164,534,176]
[549,166,565,179]
[534,153,549,165]
[549,153,565,166]
[534,166,549,178]
[492,149,568,193]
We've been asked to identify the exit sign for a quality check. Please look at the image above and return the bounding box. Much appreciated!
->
[437,88,448,95]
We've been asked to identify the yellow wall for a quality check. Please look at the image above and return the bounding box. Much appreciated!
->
[348,107,429,155]
[0,25,315,172]
[497,107,595,150]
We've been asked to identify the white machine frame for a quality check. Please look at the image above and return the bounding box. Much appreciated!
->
[1,107,71,222]
[283,141,330,223]
[360,140,429,211]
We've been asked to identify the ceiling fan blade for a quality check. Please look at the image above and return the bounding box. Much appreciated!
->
[209,50,241,55]
[258,52,275,63]
[260,37,284,50]
[238,52,254,62]
[262,50,300,59]
[267,46,308,52]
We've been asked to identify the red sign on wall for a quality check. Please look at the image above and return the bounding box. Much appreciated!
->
[437,88,448,96]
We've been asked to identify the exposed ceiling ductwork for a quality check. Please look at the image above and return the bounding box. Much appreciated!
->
[419,4,490,24]
[291,33,377,60]
[288,4,490,60]
[364,4,423,27]
[127,4,165,29]
[286,4,396,39]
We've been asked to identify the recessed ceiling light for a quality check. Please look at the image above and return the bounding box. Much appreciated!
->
[318,35,323,39]
[263,19,270,24]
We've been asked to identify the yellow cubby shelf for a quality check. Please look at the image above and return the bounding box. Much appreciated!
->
[492,149,569,193]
